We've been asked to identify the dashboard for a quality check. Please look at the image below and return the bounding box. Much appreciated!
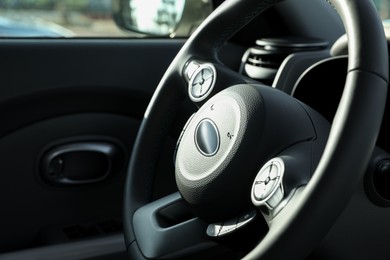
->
[291,48,390,154]
[238,34,390,153]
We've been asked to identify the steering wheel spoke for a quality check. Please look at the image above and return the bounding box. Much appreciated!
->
[250,140,318,221]
[132,192,217,259]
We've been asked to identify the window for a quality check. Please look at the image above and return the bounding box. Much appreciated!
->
[0,0,213,38]
[0,0,127,37]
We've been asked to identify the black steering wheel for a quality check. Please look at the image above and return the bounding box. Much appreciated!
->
[123,0,389,259]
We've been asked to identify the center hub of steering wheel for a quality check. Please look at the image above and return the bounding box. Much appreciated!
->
[175,84,317,222]
[175,85,265,222]
[195,119,220,156]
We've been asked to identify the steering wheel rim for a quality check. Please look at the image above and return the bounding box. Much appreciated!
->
[123,0,389,259]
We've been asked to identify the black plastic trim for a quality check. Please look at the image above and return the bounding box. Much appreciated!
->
[133,193,216,259]
[0,234,126,260]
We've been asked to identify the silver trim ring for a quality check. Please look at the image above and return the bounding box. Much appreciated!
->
[194,118,220,157]
[188,63,217,102]
[251,157,285,209]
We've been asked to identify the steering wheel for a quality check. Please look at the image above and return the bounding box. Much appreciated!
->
[123,0,389,259]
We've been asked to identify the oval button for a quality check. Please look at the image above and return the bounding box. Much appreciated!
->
[195,119,220,156]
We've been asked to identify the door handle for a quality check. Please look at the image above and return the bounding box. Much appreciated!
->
[41,142,122,185]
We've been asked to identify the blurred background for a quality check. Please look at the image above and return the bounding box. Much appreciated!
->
[0,0,127,37]
[375,0,390,19]
[0,0,389,38]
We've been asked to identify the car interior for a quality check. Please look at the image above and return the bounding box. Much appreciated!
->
[0,0,389,259]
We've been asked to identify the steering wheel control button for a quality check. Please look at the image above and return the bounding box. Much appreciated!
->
[207,209,257,238]
[195,119,220,156]
[251,158,285,209]
[188,63,216,102]
[218,219,237,237]
[236,209,257,229]
[206,223,223,237]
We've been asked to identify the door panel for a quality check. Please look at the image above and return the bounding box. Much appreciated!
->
[0,39,184,254]
[0,39,186,136]
[0,113,137,252]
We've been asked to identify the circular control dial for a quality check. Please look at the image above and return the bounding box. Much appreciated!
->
[188,63,216,102]
[195,119,220,156]
[251,158,285,209]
